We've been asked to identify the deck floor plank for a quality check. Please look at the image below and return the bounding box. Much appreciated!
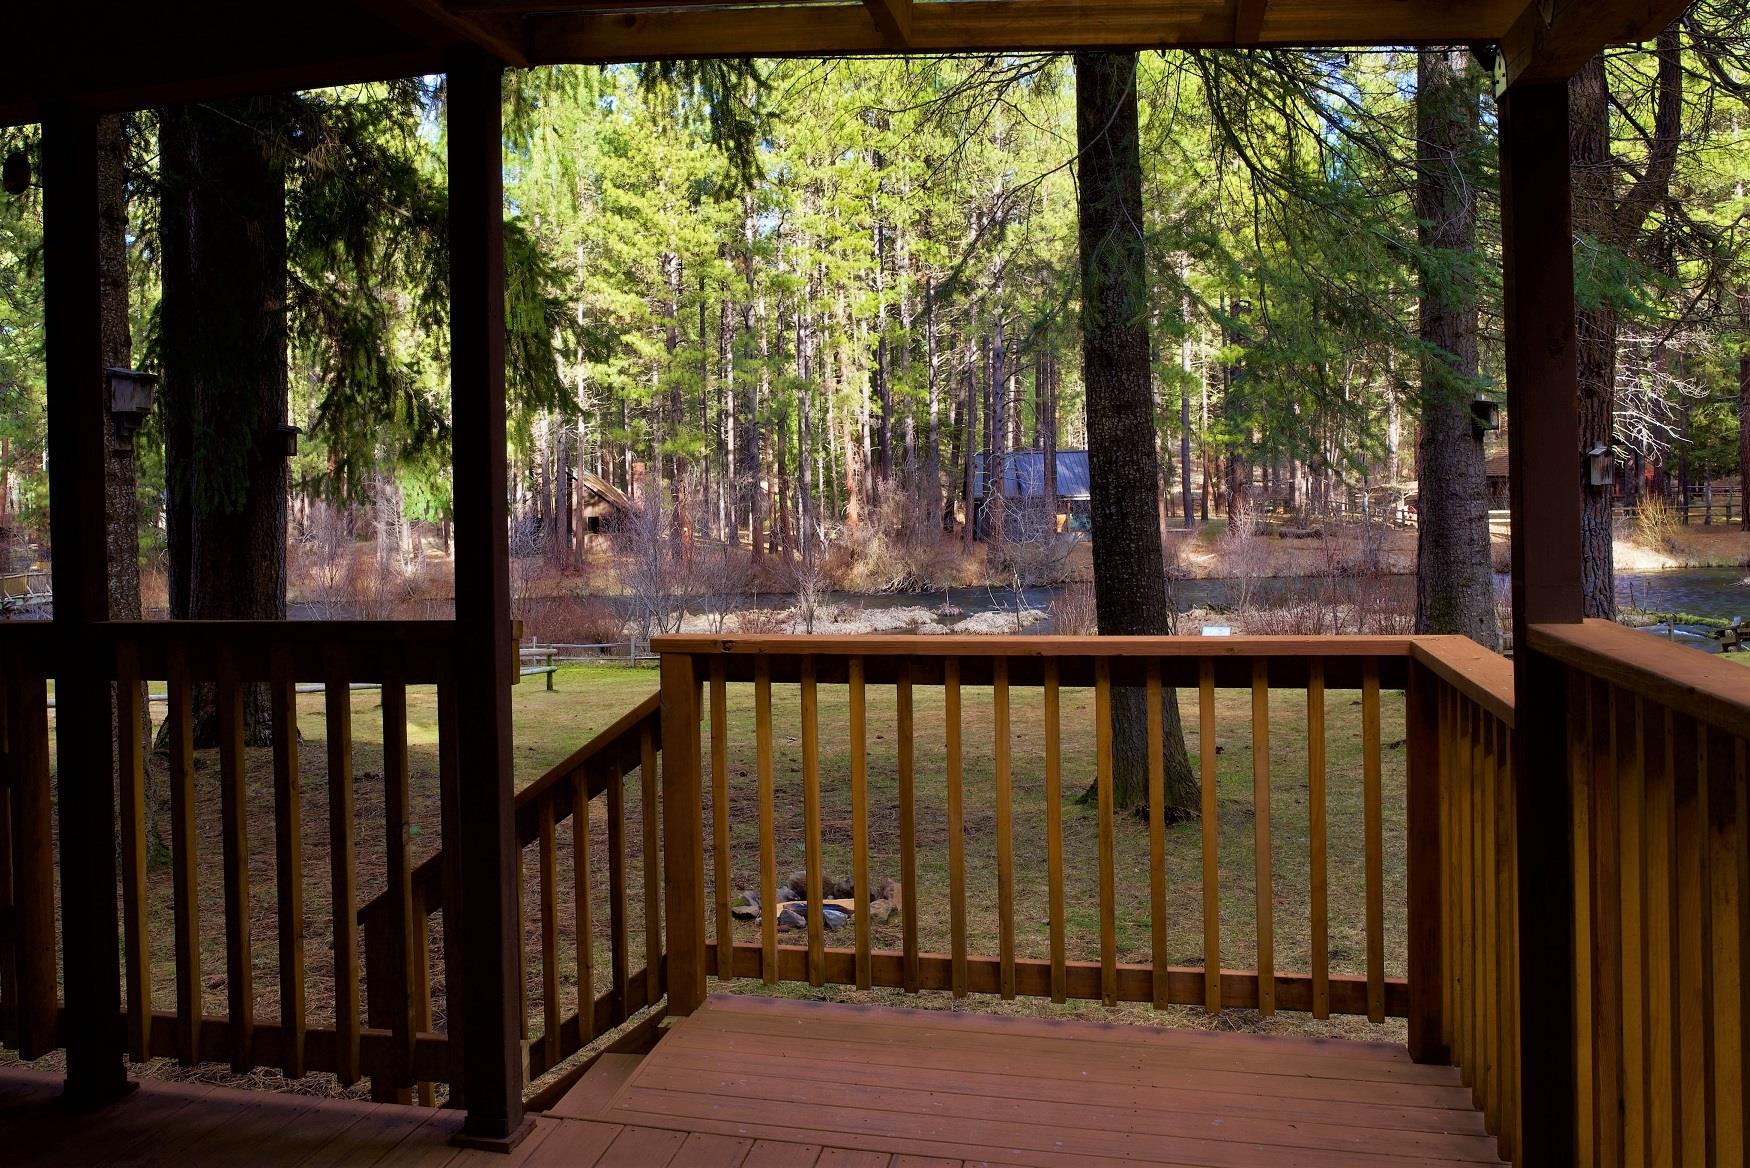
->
[1,993,1503,1168]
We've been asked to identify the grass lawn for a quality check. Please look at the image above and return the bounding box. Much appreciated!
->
[19,658,1409,1097]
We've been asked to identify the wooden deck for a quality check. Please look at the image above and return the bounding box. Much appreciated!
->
[2,994,1504,1167]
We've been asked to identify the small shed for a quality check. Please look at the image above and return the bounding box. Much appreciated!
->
[575,470,632,535]
[973,450,1091,536]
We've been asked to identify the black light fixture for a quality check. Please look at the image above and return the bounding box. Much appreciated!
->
[276,423,301,458]
[105,367,158,445]
[1470,393,1500,437]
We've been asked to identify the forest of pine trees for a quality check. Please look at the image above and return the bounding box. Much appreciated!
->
[1,30,1749,614]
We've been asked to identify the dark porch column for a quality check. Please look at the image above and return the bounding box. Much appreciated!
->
[1500,79,1584,1164]
[447,49,532,1150]
[42,103,129,1102]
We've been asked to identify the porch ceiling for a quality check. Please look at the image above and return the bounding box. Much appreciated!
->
[4,0,1689,126]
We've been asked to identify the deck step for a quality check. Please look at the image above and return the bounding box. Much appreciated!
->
[546,1052,645,1119]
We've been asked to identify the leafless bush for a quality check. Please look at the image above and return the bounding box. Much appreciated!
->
[1048,580,1098,635]
[986,495,1077,631]
[1633,495,1683,554]
[694,542,756,634]
[296,501,355,618]
[837,484,956,593]
[616,490,690,651]
[735,604,789,634]
[1220,503,1270,612]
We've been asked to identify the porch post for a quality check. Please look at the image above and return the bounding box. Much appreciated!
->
[447,48,532,1150]
[42,102,130,1103]
[1500,79,1584,1164]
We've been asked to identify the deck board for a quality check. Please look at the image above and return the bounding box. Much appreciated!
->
[0,994,1504,1167]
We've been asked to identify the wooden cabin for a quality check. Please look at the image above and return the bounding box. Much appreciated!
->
[1,3,1736,1167]
[973,450,1092,536]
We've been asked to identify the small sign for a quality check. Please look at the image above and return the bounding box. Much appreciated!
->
[1201,626,1232,637]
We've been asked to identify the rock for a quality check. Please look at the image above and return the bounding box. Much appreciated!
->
[865,898,898,924]
[826,877,856,900]
[786,870,809,898]
[876,877,898,902]
[820,904,850,930]
[776,906,806,932]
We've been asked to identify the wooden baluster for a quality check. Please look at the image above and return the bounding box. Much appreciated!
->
[659,651,705,1014]
[436,681,466,1103]
[6,669,55,1061]
[801,656,824,988]
[755,659,777,985]
[515,832,528,1041]
[640,722,661,1004]
[166,654,202,1065]
[1458,698,1475,1084]
[1362,658,1383,1025]
[1199,658,1219,1013]
[898,662,919,994]
[1586,680,1623,1166]
[1641,705,1676,1166]
[995,658,1015,1000]
[1440,687,1455,1056]
[1672,712,1707,1159]
[1405,660,1444,1064]
[538,800,561,1069]
[381,680,417,1093]
[411,892,434,1108]
[269,651,305,1079]
[710,660,732,981]
[114,643,151,1062]
[1095,659,1116,1008]
[1145,660,1166,1010]
[1568,679,1596,1160]
[946,657,967,998]
[850,656,872,991]
[606,762,632,1019]
[1706,727,1744,1160]
[1045,659,1066,1005]
[573,777,595,1042]
[1479,710,1498,1124]
[1307,658,1328,1021]
[216,651,255,1070]
[1614,691,1646,1163]
[1500,719,1521,1164]
[324,659,360,1085]
[1252,658,1273,1016]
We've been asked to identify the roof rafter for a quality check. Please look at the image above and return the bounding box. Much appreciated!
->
[863,0,914,47]
[1233,0,1266,44]
[1502,0,1689,85]
[358,0,532,66]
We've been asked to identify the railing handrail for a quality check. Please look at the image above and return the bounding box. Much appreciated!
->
[1530,617,1750,738]
[654,633,1423,657]
[362,689,661,924]
[1409,635,1515,729]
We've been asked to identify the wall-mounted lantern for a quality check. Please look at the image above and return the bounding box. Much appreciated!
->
[276,423,301,458]
[1586,442,1615,487]
[1470,393,1500,438]
[105,367,158,445]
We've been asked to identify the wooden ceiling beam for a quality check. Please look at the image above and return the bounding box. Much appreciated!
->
[1233,0,1266,44]
[1502,0,1690,85]
[358,0,532,66]
[863,0,913,47]
[526,0,1515,63]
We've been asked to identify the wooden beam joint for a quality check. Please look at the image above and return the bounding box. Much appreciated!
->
[862,0,912,46]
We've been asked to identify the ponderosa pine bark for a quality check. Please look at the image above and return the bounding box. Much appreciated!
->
[159,98,291,743]
[1075,50,1197,818]
[1569,33,1680,616]
[1412,49,1499,649]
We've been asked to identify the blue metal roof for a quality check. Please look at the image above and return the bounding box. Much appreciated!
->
[973,450,1091,499]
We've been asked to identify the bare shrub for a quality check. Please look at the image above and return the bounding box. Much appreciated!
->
[523,595,623,645]
[986,494,1077,631]
[1219,503,1270,612]
[1048,580,1099,635]
[694,543,756,634]
[1633,495,1683,554]
[616,491,690,651]
[735,604,789,634]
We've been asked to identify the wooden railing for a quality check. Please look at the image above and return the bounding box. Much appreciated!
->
[1413,635,1521,1163]
[358,690,665,1100]
[652,635,1513,1031]
[1530,620,1747,1167]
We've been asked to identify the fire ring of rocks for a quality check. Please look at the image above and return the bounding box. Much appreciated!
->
[731,871,901,932]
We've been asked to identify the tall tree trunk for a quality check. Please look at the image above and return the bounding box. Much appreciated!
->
[1412,49,1499,649]
[1569,55,1618,619]
[1075,51,1197,819]
[1740,286,1750,533]
[159,97,291,744]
